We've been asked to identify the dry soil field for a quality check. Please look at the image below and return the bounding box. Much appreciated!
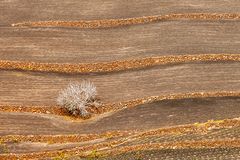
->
[0,0,240,159]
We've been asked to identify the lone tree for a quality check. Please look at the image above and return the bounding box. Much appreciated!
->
[57,81,99,118]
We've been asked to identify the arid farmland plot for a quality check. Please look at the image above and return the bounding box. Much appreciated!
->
[0,0,240,159]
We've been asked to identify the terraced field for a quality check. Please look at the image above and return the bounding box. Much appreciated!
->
[0,0,240,159]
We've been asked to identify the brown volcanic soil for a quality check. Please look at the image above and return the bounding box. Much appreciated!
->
[95,148,240,160]
[0,62,239,106]
[1,0,240,158]
[11,13,240,28]
[0,21,239,63]
[1,54,239,74]
[0,97,239,135]
[1,0,240,26]
[2,137,112,154]
[103,97,240,130]
[2,142,93,154]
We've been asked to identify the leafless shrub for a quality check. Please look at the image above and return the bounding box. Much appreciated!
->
[57,81,99,118]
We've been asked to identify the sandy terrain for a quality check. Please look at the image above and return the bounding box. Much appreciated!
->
[0,21,239,63]
[0,62,239,105]
[0,97,239,136]
[0,0,240,159]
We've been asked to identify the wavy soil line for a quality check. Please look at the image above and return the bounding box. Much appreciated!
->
[0,130,134,144]
[0,137,128,160]
[101,139,240,157]
[12,13,240,28]
[123,118,240,141]
[1,91,240,119]
[0,54,240,74]
[1,118,239,145]
[102,91,240,113]
[1,139,240,159]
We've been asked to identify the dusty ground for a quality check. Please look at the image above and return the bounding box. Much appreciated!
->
[1,0,240,26]
[94,148,240,160]
[0,0,240,159]
[1,119,240,159]
[0,21,240,63]
[0,62,239,105]
[0,97,239,136]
